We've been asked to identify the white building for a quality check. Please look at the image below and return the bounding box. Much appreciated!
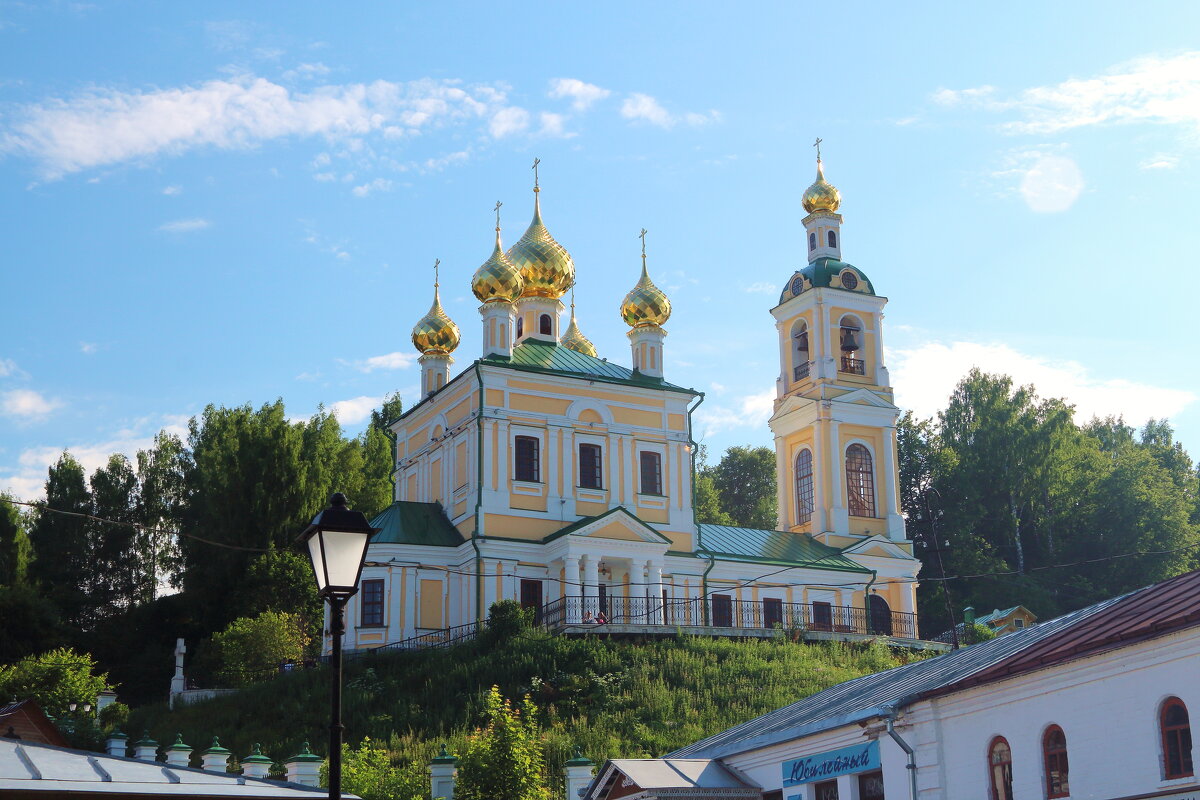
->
[584,568,1200,800]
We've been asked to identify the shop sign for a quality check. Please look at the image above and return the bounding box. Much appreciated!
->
[782,741,880,787]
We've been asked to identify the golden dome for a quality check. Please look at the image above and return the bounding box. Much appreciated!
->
[471,223,524,304]
[506,188,575,299]
[801,159,841,213]
[621,252,671,328]
[560,297,597,357]
[411,277,460,356]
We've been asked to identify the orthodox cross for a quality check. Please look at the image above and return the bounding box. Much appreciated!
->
[813,137,823,160]
[531,157,540,189]
[639,227,648,257]
[433,258,440,288]
[494,200,502,230]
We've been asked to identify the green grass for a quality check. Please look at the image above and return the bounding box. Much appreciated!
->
[126,631,924,777]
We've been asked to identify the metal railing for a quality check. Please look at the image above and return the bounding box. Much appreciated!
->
[839,356,866,375]
[371,620,481,653]
[793,362,810,381]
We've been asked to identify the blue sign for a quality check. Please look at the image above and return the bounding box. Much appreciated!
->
[782,741,880,787]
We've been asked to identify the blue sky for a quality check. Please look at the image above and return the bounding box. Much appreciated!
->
[2,1,1199,499]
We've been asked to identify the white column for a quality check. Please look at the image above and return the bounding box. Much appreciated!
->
[403,567,418,636]
[875,311,892,386]
[562,427,576,518]
[583,556,600,618]
[829,419,849,532]
[496,421,510,490]
[647,561,664,625]
[564,556,582,623]
[622,435,636,502]
[775,319,788,398]
[812,417,827,533]
[774,434,789,530]
[880,426,907,541]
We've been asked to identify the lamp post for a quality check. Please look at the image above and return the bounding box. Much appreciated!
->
[298,492,378,800]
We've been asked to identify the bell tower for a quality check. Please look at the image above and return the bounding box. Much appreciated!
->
[767,146,905,543]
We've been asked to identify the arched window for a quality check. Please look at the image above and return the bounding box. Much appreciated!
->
[846,444,876,517]
[868,594,892,635]
[839,315,864,374]
[795,449,813,525]
[539,314,552,335]
[792,320,810,381]
[808,232,816,251]
[516,317,524,338]
[1161,697,1194,779]
[989,737,1014,800]
[1043,725,1070,798]
[828,230,837,248]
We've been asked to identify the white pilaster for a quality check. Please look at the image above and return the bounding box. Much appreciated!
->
[812,416,828,533]
[564,556,581,623]
[774,434,788,530]
[880,426,906,540]
[830,419,849,532]
[582,556,600,618]
[647,561,664,624]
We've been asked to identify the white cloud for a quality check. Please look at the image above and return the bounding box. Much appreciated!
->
[1,389,63,419]
[743,281,777,294]
[158,217,210,233]
[352,177,392,197]
[283,62,331,81]
[548,78,610,111]
[345,351,417,372]
[890,340,1196,424]
[694,387,775,439]
[538,112,570,138]
[0,358,18,377]
[329,395,383,425]
[1019,154,1084,213]
[933,51,1200,135]
[489,106,529,138]
[161,184,182,195]
[620,93,720,129]
[1,75,511,178]
[79,341,98,354]
[1141,153,1180,170]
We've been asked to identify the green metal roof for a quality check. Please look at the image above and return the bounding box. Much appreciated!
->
[481,339,695,394]
[369,501,465,547]
[778,256,876,305]
[541,506,672,544]
[697,524,871,573]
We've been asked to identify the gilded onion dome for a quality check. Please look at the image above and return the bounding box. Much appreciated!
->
[801,158,841,214]
[506,186,575,299]
[621,246,672,328]
[472,213,525,304]
[560,295,597,357]
[411,271,460,355]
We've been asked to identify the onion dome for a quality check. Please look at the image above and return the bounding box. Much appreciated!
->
[506,185,575,299]
[801,158,841,214]
[621,242,671,328]
[411,269,461,355]
[471,214,525,304]
[778,256,875,303]
[560,295,597,357]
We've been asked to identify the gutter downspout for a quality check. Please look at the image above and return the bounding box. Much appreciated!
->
[685,391,706,529]
[687,392,713,626]
[471,364,485,624]
[701,552,716,626]
[884,709,917,800]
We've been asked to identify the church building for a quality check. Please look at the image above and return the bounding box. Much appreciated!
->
[336,154,928,652]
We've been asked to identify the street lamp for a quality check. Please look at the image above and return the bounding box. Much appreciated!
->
[298,492,378,800]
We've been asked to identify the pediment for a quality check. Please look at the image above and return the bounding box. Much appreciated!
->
[834,387,898,409]
[840,534,912,560]
[545,507,673,545]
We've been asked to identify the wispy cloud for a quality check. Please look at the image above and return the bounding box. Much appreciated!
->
[0,358,18,377]
[988,148,1085,213]
[329,395,383,425]
[743,281,777,294]
[694,387,775,439]
[933,51,1200,135]
[489,106,529,137]
[1141,153,1180,170]
[158,217,210,233]
[344,351,417,373]
[161,184,182,195]
[548,78,610,111]
[79,342,99,355]
[620,93,721,129]
[890,340,1196,424]
[352,177,392,197]
[1,388,64,419]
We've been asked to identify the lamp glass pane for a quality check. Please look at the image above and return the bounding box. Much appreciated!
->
[319,529,369,589]
[307,533,328,592]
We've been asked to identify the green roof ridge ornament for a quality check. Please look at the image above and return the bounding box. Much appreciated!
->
[134,729,157,747]
[109,729,129,740]
[431,743,458,764]
[565,748,594,766]
[243,743,274,764]
[289,741,323,763]
[168,733,193,751]
[204,735,231,754]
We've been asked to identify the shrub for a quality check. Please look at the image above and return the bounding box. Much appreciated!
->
[486,600,534,640]
[0,647,112,716]
[211,611,310,687]
[456,687,549,800]
[319,737,429,800]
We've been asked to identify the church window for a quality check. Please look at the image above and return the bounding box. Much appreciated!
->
[846,444,876,517]
[1161,697,1193,779]
[539,314,552,335]
[869,594,893,636]
[809,232,817,251]
[792,320,810,381]
[828,230,837,248]
[579,443,603,489]
[639,451,663,495]
[791,276,803,296]
[840,270,859,290]
[514,436,540,482]
[360,579,385,627]
[989,737,1014,800]
[1043,725,1069,798]
[516,317,524,338]
[839,315,865,374]
[795,449,813,524]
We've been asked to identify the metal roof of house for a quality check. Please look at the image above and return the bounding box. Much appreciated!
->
[481,339,697,394]
[697,525,871,572]
[368,502,464,547]
[672,570,1200,760]
[976,606,1025,625]
[585,758,759,800]
[0,739,346,798]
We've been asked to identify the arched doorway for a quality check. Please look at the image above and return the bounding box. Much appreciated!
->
[869,594,892,635]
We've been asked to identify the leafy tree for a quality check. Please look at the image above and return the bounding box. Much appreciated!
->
[691,445,733,526]
[0,495,32,587]
[210,611,311,687]
[0,586,66,658]
[0,647,113,716]
[136,431,189,591]
[457,686,550,800]
[319,737,428,800]
[358,393,404,519]
[29,453,94,628]
[710,446,777,530]
[89,454,150,616]
[234,550,323,645]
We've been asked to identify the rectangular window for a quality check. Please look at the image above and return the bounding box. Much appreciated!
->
[578,443,603,489]
[360,578,385,627]
[858,771,885,800]
[814,779,839,800]
[639,451,663,495]
[514,435,540,482]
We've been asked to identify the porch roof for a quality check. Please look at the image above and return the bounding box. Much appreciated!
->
[696,524,871,573]
[368,501,464,547]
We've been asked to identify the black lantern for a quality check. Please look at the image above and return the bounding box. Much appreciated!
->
[299,493,377,600]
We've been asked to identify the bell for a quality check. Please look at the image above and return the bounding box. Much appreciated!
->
[840,328,859,352]
[794,331,809,351]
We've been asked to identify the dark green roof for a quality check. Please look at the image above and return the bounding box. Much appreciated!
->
[778,256,876,305]
[481,339,695,393]
[697,524,871,573]
[541,506,672,544]
[369,501,465,547]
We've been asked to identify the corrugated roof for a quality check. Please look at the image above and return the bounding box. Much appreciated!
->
[976,606,1022,625]
[369,502,464,547]
[697,525,871,572]
[669,591,1131,760]
[608,759,753,789]
[481,339,696,394]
